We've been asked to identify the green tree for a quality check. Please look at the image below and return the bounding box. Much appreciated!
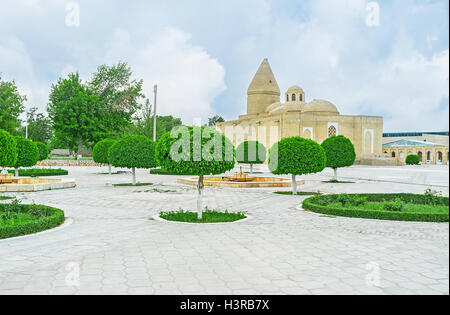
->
[13,136,39,177]
[406,154,420,165]
[321,135,356,181]
[89,62,144,136]
[236,141,266,174]
[109,135,157,185]
[48,73,106,155]
[93,139,117,175]
[269,137,327,195]
[156,126,235,220]
[0,76,26,134]
[208,115,225,127]
[34,142,49,161]
[19,107,53,143]
[0,130,17,174]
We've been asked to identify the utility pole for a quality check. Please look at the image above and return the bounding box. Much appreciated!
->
[153,84,158,142]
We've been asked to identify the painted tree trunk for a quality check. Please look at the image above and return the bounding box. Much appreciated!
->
[77,138,83,156]
[15,168,19,177]
[132,167,136,186]
[197,175,204,220]
[292,174,297,195]
[108,164,112,175]
[250,164,253,175]
[333,168,338,181]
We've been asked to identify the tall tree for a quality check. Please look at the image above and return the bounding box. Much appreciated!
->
[48,73,105,155]
[18,107,53,143]
[0,76,26,134]
[208,115,225,127]
[89,62,144,136]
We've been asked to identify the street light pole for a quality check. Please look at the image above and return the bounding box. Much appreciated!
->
[153,84,158,142]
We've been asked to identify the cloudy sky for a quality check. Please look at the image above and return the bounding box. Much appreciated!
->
[0,0,448,132]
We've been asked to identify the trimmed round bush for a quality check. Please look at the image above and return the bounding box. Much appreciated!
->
[156,126,236,219]
[406,154,421,165]
[0,129,17,170]
[269,137,326,195]
[34,142,49,161]
[13,136,39,175]
[93,139,117,174]
[109,135,157,185]
[236,141,266,174]
[321,135,356,181]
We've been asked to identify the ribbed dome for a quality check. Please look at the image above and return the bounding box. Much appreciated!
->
[286,85,304,94]
[304,99,340,114]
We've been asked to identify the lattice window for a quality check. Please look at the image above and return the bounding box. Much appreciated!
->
[328,126,337,138]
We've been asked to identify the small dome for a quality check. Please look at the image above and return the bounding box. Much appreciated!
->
[286,85,304,94]
[304,99,340,114]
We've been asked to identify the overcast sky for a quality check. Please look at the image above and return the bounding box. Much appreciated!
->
[0,0,448,132]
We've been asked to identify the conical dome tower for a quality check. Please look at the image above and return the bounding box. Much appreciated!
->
[247,58,280,115]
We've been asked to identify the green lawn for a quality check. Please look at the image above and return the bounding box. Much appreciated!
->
[0,196,14,201]
[160,210,247,223]
[0,212,38,228]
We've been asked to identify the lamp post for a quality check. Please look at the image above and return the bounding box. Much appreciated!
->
[153,84,158,142]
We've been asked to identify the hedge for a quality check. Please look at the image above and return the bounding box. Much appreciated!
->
[302,193,449,222]
[406,154,421,165]
[7,168,68,177]
[0,204,65,239]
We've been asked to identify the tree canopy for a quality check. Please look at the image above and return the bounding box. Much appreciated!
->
[89,62,144,136]
[156,126,235,176]
[236,141,267,165]
[13,136,39,169]
[47,73,106,154]
[34,141,50,161]
[93,139,117,165]
[0,130,17,168]
[20,107,53,143]
[321,136,356,170]
[0,76,26,134]
[208,115,225,127]
[269,137,327,176]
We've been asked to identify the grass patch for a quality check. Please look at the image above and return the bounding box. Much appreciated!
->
[7,169,68,177]
[160,210,247,223]
[113,183,154,187]
[0,196,14,201]
[275,191,322,196]
[303,193,449,222]
[0,200,65,239]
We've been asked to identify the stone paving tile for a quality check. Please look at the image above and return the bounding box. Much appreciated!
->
[0,166,448,295]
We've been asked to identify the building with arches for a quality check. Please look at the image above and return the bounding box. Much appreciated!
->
[216,58,384,160]
[383,140,449,165]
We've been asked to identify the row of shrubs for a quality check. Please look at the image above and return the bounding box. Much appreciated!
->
[6,168,68,177]
[0,200,65,239]
[0,130,49,174]
[303,193,449,222]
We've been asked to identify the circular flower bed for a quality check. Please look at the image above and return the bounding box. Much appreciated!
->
[160,210,247,223]
[0,201,65,239]
[302,193,449,222]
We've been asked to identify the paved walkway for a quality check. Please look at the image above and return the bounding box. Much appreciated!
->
[0,166,448,295]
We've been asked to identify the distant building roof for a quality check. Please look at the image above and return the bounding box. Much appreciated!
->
[383,139,442,147]
[383,131,449,138]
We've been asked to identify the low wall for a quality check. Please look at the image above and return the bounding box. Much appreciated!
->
[355,157,404,166]
[38,160,103,167]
